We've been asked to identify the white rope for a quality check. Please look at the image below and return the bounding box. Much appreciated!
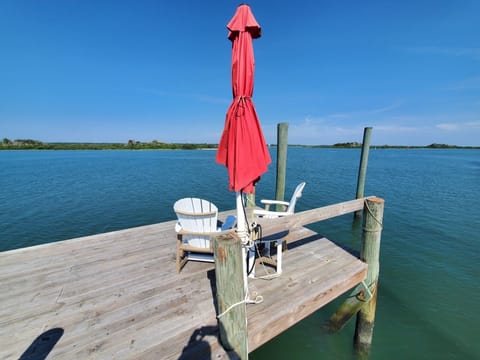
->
[216,240,264,319]
[216,291,263,319]
[254,272,280,280]
[364,200,384,230]
[251,239,281,280]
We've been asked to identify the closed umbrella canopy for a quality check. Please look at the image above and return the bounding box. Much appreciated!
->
[216,4,271,194]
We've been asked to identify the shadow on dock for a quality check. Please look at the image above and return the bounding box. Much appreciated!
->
[178,325,217,359]
[287,230,360,259]
[177,268,218,359]
[19,328,64,360]
[178,270,240,360]
[178,324,240,360]
[207,269,218,315]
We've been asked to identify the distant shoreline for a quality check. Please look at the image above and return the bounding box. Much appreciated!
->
[1,139,479,150]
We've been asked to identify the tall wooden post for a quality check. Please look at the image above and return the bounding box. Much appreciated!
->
[275,122,288,211]
[213,233,248,359]
[245,193,255,224]
[354,127,372,218]
[354,197,384,355]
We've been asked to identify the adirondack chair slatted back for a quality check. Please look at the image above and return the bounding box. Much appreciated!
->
[174,198,218,248]
[286,182,306,215]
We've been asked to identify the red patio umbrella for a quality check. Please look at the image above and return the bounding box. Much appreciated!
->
[216,5,271,283]
[216,4,271,194]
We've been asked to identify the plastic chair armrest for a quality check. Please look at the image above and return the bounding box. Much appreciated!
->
[260,199,290,206]
[253,209,291,218]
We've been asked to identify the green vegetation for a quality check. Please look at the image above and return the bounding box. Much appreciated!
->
[425,143,462,149]
[298,143,479,149]
[1,138,217,150]
[333,142,362,148]
[1,138,478,150]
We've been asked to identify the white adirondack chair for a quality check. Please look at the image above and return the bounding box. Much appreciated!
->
[253,182,306,274]
[174,198,235,273]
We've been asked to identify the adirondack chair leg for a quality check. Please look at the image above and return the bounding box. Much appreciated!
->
[177,234,188,273]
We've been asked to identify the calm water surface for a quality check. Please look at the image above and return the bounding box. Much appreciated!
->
[0,149,478,359]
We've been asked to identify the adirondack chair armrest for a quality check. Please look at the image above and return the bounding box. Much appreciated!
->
[174,209,217,217]
[175,228,236,237]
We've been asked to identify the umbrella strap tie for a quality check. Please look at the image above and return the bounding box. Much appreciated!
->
[235,95,251,101]
[234,96,251,116]
[217,291,263,319]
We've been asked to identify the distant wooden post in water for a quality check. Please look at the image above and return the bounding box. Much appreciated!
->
[213,232,248,359]
[275,122,288,211]
[355,127,373,218]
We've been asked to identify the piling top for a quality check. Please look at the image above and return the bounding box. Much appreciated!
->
[367,196,384,204]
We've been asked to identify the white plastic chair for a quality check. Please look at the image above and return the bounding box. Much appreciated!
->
[254,182,306,218]
[253,182,306,274]
[174,198,235,273]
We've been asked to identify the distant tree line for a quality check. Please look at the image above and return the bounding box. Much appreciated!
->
[1,138,218,150]
[328,142,468,149]
[1,138,478,150]
[301,142,479,149]
[333,142,362,148]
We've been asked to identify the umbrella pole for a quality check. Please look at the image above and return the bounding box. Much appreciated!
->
[236,192,255,287]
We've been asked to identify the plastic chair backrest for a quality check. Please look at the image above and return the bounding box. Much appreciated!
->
[286,182,306,214]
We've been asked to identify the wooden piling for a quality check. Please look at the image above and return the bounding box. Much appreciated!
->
[275,122,288,211]
[245,193,255,224]
[354,197,384,355]
[354,127,372,218]
[328,197,383,333]
[327,285,367,333]
[213,232,248,359]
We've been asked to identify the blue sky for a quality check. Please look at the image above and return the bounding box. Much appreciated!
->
[1,0,479,146]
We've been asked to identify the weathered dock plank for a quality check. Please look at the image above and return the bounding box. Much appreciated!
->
[248,231,366,351]
[0,212,366,359]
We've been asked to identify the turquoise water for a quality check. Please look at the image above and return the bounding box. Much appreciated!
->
[0,149,478,359]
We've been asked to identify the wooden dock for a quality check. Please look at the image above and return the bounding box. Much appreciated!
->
[0,200,369,359]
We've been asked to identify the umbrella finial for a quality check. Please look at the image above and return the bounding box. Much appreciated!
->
[227,3,261,39]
